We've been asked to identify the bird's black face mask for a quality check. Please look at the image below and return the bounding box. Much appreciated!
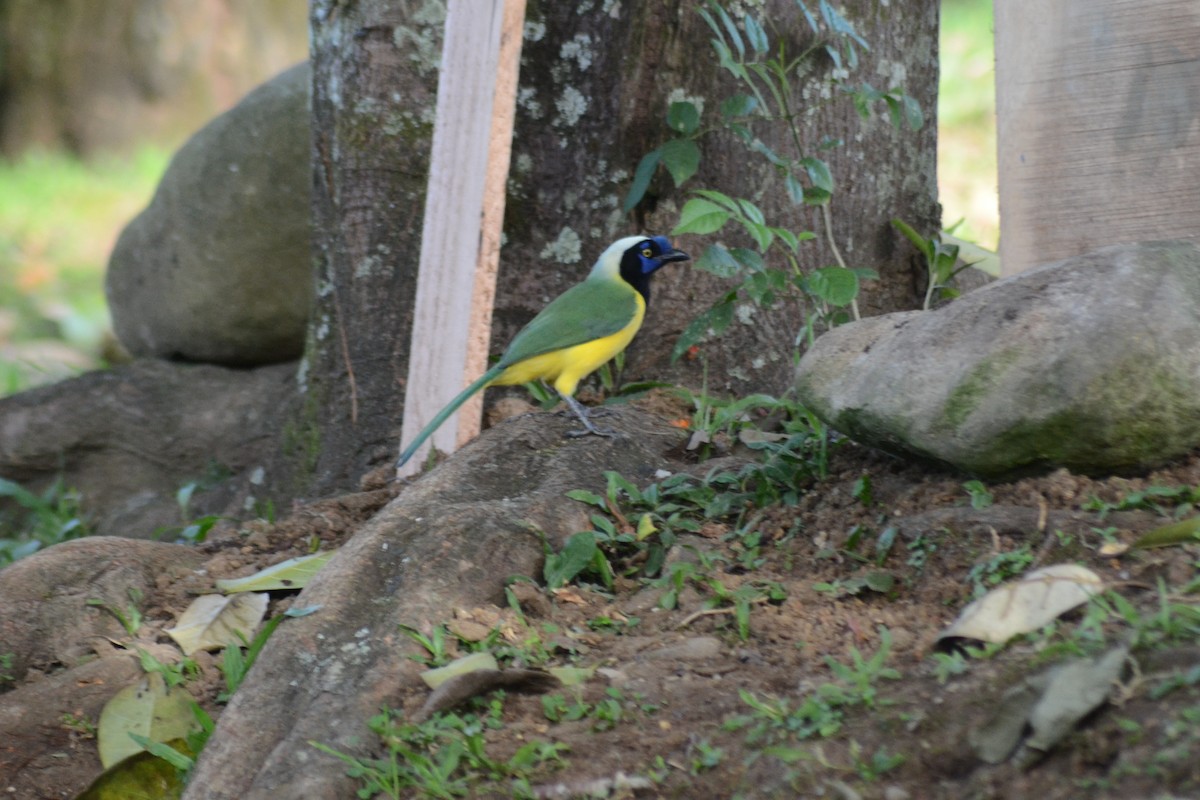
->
[619,236,690,303]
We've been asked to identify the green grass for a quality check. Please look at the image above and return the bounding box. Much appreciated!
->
[938,0,997,249]
[0,476,92,566]
[0,146,169,396]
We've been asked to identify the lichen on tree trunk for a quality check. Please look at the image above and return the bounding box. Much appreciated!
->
[292,0,939,494]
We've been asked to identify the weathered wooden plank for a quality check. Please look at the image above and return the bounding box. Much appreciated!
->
[995,0,1200,274]
[398,0,525,476]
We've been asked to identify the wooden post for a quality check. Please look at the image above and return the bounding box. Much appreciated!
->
[397,0,525,477]
[995,0,1200,275]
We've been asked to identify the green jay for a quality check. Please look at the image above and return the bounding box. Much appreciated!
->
[396,235,690,469]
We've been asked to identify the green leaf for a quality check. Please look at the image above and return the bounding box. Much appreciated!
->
[744,221,775,251]
[875,526,898,565]
[711,38,735,74]
[865,571,895,593]
[606,471,643,502]
[825,43,843,71]
[785,174,806,205]
[128,735,195,772]
[98,673,200,769]
[743,15,768,53]
[745,269,785,304]
[728,122,754,143]
[695,244,742,278]
[176,482,197,515]
[933,243,962,284]
[1131,516,1200,549]
[845,40,860,70]
[661,139,700,187]
[749,138,786,167]
[820,0,869,50]
[565,488,605,508]
[622,148,662,212]
[715,4,745,60]
[900,93,924,130]
[800,157,833,194]
[804,187,831,206]
[736,198,765,225]
[544,532,598,589]
[773,228,812,252]
[891,218,935,261]
[672,197,731,235]
[671,295,736,362]
[720,93,758,119]
[221,615,284,699]
[215,551,335,593]
[667,101,700,135]
[796,0,818,33]
[807,267,860,306]
[590,548,615,590]
[851,82,877,120]
[692,188,740,211]
[0,478,46,508]
[697,7,723,40]
[730,247,765,272]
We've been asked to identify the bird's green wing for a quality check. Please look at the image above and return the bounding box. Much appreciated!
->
[498,278,639,367]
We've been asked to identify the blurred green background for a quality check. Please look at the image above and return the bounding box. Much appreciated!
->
[0,0,996,400]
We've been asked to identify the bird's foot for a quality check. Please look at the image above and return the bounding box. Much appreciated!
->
[555,406,613,421]
[565,425,617,439]
[559,394,618,439]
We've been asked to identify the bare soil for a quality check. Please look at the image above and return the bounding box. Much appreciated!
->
[8,425,1200,799]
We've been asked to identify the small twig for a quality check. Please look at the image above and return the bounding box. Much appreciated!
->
[676,596,771,630]
[676,607,735,629]
[1030,502,1058,569]
[988,526,1002,556]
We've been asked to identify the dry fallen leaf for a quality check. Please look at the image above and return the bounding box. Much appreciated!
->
[97,672,199,768]
[970,644,1129,764]
[166,593,269,655]
[551,588,587,605]
[937,564,1105,646]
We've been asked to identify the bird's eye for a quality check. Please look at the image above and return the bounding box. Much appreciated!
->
[641,247,654,258]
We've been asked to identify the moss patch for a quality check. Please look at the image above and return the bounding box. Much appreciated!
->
[936,346,1022,433]
[960,358,1200,477]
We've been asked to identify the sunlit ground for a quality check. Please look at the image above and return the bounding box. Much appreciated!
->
[938,0,998,250]
[0,1,998,398]
[0,148,169,392]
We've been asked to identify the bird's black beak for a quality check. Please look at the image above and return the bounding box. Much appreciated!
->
[660,248,690,264]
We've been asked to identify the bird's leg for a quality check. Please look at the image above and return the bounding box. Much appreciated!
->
[561,394,617,439]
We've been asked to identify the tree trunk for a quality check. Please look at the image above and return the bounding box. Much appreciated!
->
[292,0,938,497]
[292,1,445,496]
[494,0,939,398]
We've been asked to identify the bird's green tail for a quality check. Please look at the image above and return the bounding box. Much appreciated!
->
[396,364,506,469]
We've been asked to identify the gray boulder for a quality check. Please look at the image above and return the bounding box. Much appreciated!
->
[106,62,311,366]
[795,240,1200,477]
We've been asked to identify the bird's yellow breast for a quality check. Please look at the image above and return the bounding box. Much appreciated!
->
[491,293,646,397]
